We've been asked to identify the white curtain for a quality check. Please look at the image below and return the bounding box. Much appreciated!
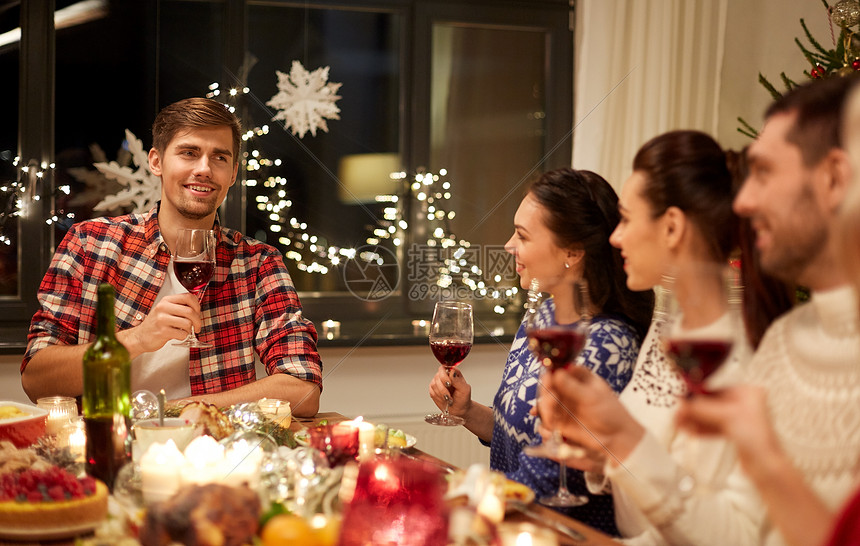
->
[571,0,729,190]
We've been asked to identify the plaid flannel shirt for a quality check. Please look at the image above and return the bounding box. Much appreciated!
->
[24,204,322,395]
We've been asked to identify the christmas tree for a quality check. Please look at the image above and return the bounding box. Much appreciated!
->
[738,0,860,138]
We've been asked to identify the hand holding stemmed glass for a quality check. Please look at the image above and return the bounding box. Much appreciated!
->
[660,263,741,396]
[425,301,473,427]
[659,262,742,495]
[523,277,591,507]
[172,228,216,349]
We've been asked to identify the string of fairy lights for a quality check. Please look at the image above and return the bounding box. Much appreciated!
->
[209,81,518,313]
[0,80,519,313]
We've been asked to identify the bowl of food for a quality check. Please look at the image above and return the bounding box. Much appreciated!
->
[133,418,201,459]
[0,401,48,448]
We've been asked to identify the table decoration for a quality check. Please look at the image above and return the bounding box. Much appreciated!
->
[308,422,359,466]
[338,456,449,545]
[139,439,184,504]
[0,402,48,448]
[497,522,558,546]
[36,396,78,436]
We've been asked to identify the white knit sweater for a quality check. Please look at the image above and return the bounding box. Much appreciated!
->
[603,286,860,546]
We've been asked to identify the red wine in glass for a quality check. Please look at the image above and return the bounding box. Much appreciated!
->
[426,301,473,427]
[527,327,587,371]
[664,338,733,394]
[174,261,215,294]
[430,340,472,367]
[172,229,217,348]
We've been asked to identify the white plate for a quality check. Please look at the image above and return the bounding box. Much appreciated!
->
[294,429,417,450]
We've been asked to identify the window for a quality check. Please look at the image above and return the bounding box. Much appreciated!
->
[1,0,572,349]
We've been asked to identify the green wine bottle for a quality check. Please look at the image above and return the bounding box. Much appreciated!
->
[82,283,131,491]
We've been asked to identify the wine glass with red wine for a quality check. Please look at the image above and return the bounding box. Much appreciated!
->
[172,229,217,348]
[661,264,741,395]
[425,301,473,426]
[522,278,591,507]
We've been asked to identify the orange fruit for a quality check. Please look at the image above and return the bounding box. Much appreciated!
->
[261,514,319,546]
[310,513,341,546]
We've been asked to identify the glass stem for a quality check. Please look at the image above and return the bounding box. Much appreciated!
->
[557,453,572,495]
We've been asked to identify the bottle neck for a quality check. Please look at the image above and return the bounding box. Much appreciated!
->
[96,292,116,338]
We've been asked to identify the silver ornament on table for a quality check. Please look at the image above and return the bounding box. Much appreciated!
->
[224,402,267,431]
[131,390,159,421]
[832,0,860,28]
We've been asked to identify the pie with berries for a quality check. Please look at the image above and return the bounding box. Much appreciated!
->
[0,465,108,538]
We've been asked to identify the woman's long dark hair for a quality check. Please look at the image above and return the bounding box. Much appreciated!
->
[529,168,654,339]
[727,148,795,348]
[631,130,792,347]
[633,130,736,262]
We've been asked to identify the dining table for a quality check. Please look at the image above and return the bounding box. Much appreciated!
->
[298,412,622,546]
[1,410,621,546]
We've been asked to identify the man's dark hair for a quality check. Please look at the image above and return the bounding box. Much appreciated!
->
[151,97,242,165]
[765,75,860,166]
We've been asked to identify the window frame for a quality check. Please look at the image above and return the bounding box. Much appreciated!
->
[1,0,573,352]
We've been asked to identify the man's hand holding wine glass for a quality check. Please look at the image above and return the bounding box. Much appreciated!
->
[118,293,204,357]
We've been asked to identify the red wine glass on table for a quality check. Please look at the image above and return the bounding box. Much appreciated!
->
[172,229,216,349]
[661,264,740,396]
[425,301,473,426]
[522,278,591,507]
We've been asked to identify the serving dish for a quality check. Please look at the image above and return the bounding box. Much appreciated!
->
[0,402,48,448]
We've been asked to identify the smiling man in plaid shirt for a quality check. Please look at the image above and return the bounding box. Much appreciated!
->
[21,98,322,416]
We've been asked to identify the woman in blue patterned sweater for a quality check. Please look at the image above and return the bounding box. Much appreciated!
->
[428,168,654,535]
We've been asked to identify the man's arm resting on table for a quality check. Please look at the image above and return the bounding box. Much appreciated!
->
[176,373,321,417]
[21,326,163,402]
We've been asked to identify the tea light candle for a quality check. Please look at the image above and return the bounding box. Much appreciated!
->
[141,440,185,504]
[257,398,291,427]
[345,418,376,462]
[321,319,341,340]
[64,418,86,463]
[497,523,558,546]
[412,319,430,337]
[36,396,77,436]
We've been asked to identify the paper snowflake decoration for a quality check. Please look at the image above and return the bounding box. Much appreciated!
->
[266,60,342,138]
[82,129,161,214]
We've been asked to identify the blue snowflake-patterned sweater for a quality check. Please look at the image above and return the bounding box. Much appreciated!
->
[488,298,641,536]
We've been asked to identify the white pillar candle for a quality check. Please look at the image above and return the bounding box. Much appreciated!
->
[140,440,185,504]
[345,418,376,462]
[223,438,263,488]
[182,435,226,485]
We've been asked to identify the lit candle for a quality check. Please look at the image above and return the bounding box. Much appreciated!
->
[412,319,430,336]
[321,319,341,340]
[140,440,185,504]
[223,438,263,488]
[257,398,292,427]
[36,396,77,436]
[497,523,558,546]
[182,435,226,485]
[64,418,86,463]
[345,417,376,462]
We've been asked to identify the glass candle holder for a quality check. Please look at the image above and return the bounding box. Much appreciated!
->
[497,522,558,546]
[339,457,449,545]
[321,320,341,340]
[308,423,359,466]
[36,396,78,436]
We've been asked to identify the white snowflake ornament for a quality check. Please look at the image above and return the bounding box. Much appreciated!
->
[90,129,162,214]
[266,60,342,138]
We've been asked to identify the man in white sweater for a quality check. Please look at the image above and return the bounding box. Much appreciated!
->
[538,75,860,546]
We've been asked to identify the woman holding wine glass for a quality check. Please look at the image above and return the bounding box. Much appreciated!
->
[428,168,653,535]
[536,131,792,544]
